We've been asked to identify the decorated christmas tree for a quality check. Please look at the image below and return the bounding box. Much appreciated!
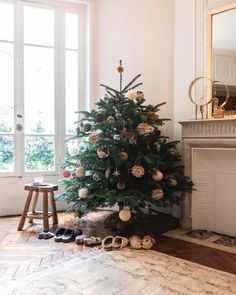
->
[58,61,193,224]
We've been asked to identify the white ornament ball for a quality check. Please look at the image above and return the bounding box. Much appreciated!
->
[105,168,111,179]
[76,166,85,177]
[151,189,164,200]
[97,147,110,158]
[169,178,177,187]
[68,145,78,156]
[78,142,87,153]
[152,170,163,181]
[119,209,131,222]
[79,188,88,198]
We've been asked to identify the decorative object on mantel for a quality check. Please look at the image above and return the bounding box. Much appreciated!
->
[188,77,230,120]
[57,61,194,231]
[212,80,229,119]
[188,77,213,120]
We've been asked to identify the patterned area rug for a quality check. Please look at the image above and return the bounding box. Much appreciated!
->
[1,248,236,295]
[163,229,236,254]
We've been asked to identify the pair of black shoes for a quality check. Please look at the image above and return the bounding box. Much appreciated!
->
[54,227,83,243]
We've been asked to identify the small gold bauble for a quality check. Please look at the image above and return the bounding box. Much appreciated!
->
[117,181,126,190]
[107,116,115,124]
[120,152,128,161]
[152,170,163,181]
[117,65,124,73]
[76,166,85,177]
[119,209,131,222]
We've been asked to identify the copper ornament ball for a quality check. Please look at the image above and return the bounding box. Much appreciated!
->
[76,166,85,177]
[119,209,131,222]
[117,181,126,190]
[152,170,163,181]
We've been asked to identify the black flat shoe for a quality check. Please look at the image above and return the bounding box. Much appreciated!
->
[54,227,66,242]
[44,232,54,239]
[38,232,45,239]
[62,228,83,243]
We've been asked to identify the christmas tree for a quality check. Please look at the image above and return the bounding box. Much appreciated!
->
[58,61,193,223]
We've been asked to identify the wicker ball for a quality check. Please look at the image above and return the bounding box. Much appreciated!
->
[151,189,164,200]
[131,165,145,178]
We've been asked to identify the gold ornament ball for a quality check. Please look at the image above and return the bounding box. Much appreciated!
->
[152,170,163,181]
[151,189,164,200]
[107,116,115,124]
[76,166,85,177]
[117,65,124,73]
[120,152,128,161]
[119,209,131,222]
[117,181,126,190]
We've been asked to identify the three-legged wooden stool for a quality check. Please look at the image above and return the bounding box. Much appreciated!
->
[17,184,58,232]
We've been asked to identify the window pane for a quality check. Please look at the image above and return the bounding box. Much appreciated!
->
[24,45,54,134]
[25,136,55,171]
[0,135,14,171]
[65,13,78,49]
[0,2,13,41]
[0,43,14,133]
[24,6,54,46]
[66,50,78,134]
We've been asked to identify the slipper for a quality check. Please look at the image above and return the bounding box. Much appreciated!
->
[75,235,87,245]
[44,232,54,239]
[54,227,67,242]
[101,236,114,251]
[141,235,156,250]
[112,236,129,250]
[129,235,142,250]
[84,237,102,246]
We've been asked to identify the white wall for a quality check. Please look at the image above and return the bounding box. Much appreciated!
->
[173,0,196,140]
[93,0,175,139]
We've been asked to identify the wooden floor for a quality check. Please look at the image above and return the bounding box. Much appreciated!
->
[0,212,235,284]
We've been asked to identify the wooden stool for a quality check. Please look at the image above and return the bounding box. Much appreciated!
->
[17,184,58,232]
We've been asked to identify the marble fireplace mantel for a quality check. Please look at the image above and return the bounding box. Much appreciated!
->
[179,118,236,237]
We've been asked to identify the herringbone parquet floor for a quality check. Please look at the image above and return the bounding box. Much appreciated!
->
[0,211,235,285]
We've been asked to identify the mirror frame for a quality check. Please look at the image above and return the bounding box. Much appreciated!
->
[207,2,236,118]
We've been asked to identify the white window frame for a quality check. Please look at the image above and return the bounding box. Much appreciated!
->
[0,0,89,178]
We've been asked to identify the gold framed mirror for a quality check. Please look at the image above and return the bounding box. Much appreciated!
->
[207,2,236,117]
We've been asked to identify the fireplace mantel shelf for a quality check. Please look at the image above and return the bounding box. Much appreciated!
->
[179,118,236,138]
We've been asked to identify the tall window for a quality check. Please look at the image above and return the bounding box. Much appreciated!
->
[0,0,88,176]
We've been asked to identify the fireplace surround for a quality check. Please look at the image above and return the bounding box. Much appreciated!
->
[180,118,236,237]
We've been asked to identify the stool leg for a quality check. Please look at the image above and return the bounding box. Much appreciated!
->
[17,190,33,231]
[29,191,39,223]
[50,192,58,224]
[43,192,49,232]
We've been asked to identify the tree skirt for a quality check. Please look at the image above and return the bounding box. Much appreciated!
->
[2,248,236,295]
